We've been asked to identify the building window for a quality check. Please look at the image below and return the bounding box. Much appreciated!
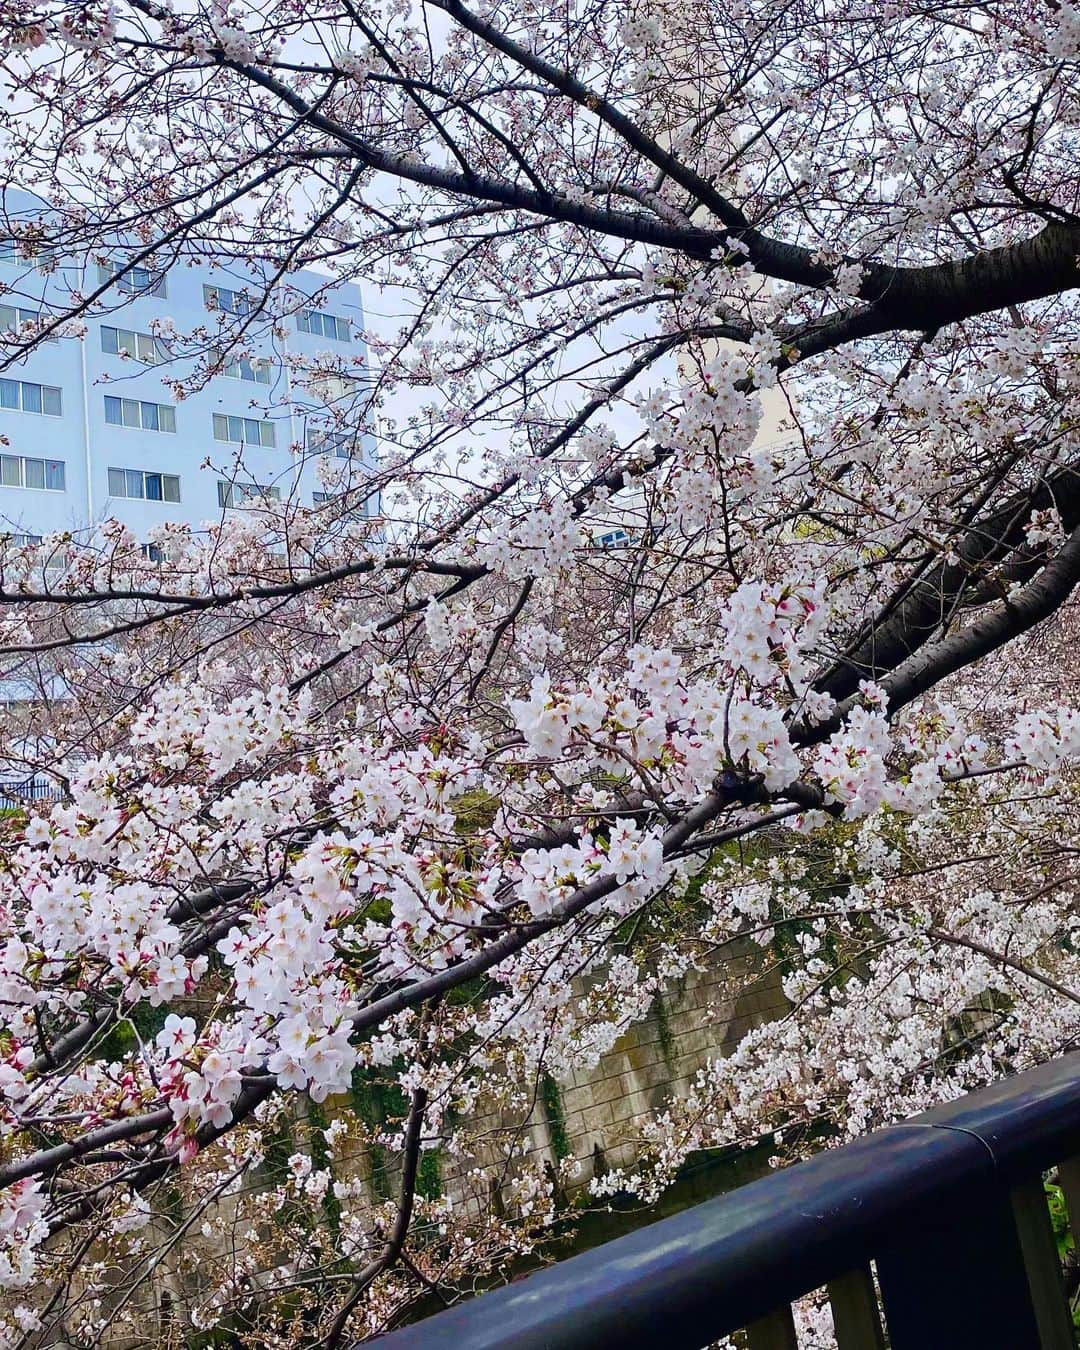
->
[297,309,350,342]
[101,326,163,364]
[0,240,54,269]
[306,425,362,458]
[213,413,275,448]
[0,305,57,343]
[204,284,252,316]
[8,533,42,547]
[313,490,368,521]
[141,543,165,562]
[107,467,181,502]
[104,396,176,433]
[0,455,65,491]
[217,480,281,508]
[301,372,364,404]
[0,379,62,416]
[223,356,272,385]
[597,528,631,549]
[97,262,167,298]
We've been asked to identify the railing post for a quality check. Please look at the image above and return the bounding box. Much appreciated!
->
[1056,1155,1080,1243]
[875,1178,1044,1349]
[745,1306,798,1350]
[827,1266,885,1349]
[1010,1178,1075,1350]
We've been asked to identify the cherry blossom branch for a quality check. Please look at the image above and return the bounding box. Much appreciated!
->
[321,1085,428,1348]
[0,781,762,1201]
[926,928,1080,1008]
[801,524,1080,741]
[817,457,1080,705]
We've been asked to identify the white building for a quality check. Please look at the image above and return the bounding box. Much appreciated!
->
[0,188,376,551]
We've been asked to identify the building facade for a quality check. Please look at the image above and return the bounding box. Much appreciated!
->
[0,190,375,550]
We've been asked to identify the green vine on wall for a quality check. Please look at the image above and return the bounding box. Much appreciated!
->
[652,989,676,1073]
[541,1072,571,1162]
[417,1148,443,1201]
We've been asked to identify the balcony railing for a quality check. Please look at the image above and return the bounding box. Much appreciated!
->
[0,776,61,805]
[375,1051,1080,1349]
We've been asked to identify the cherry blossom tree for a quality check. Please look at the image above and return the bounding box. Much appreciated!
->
[0,0,1078,1341]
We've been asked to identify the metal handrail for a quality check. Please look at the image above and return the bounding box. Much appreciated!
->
[374,1052,1080,1349]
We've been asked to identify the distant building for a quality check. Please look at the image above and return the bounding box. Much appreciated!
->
[0,188,377,550]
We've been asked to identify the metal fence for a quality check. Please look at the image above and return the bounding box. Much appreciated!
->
[374,1051,1080,1349]
[0,777,61,804]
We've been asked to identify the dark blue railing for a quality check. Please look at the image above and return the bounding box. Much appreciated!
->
[375,1052,1080,1349]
